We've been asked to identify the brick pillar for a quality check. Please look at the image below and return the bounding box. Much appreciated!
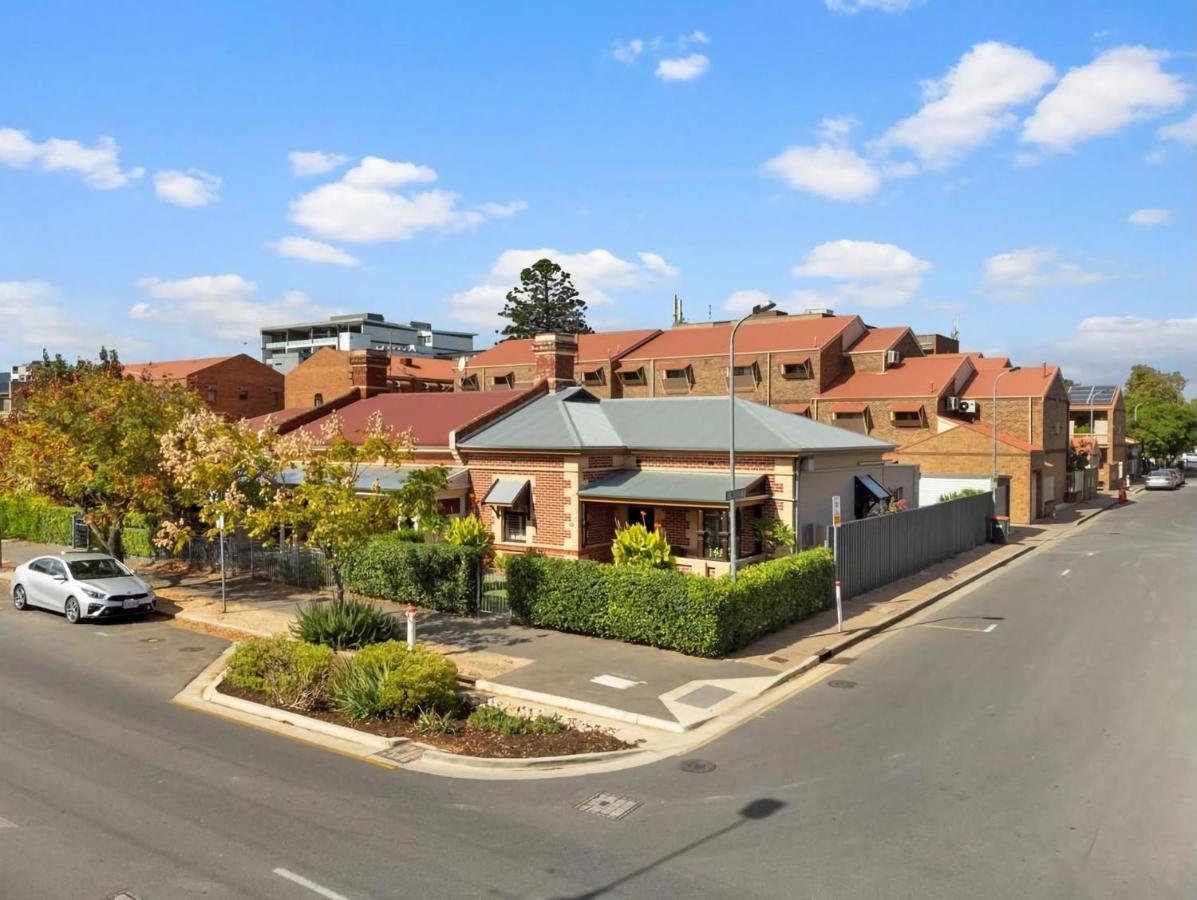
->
[533,333,579,391]
[348,349,390,394]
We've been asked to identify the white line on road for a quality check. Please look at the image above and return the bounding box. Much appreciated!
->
[983,624,998,633]
[921,623,996,634]
[1086,551,1098,557]
[0,815,16,829]
[1060,569,1071,576]
[273,868,354,900]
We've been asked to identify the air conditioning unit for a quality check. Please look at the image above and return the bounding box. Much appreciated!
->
[945,396,962,412]
[886,349,902,365]
[958,399,978,414]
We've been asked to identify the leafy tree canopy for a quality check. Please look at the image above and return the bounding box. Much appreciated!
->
[499,258,592,338]
[1125,364,1186,404]
[1126,394,1197,466]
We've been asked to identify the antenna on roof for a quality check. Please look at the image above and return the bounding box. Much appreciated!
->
[672,294,686,327]
[950,316,959,342]
[708,303,712,321]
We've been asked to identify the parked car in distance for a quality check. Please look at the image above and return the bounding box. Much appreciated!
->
[1145,469,1179,491]
[1173,467,1186,485]
[1182,451,1197,469]
[9,552,156,623]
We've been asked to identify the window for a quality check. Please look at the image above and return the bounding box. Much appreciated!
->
[491,372,515,389]
[581,368,606,387]
[313,393,324,407]
[238,388,250,402]
[502,509,528,542]
[780,360,812,380]
[206,387,217,404]
[833,411,870,434]
[661,364,693,394]
[730,363,759,391]
[618,367,645,386]
[417,334,431,346]
[891,409,924,427]
[460,374,479,391]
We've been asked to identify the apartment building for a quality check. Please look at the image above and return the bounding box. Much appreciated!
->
[1067,385,1127,487]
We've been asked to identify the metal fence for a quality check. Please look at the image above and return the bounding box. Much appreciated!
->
[477,568,510,616]
[166,534,335,592]
[833,492,994,602]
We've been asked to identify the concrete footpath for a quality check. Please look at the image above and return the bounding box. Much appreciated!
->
[0,492,1125,737]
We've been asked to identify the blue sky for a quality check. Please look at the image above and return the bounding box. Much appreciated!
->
[1,0,1194,388]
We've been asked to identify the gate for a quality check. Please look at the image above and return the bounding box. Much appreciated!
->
[477,568,510,616]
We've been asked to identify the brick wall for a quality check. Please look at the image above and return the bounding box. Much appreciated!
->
[813,396,940,446]
[190,356,284,420]
[285,348,353,409]
[461,454,571,555]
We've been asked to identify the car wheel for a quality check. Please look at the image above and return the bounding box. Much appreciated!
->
[13,585,28,611]
[64,597,82,624]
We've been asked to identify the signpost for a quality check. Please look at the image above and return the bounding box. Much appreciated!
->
[831,496,843,632]
[217,511,227,614]
[725,487,748,501]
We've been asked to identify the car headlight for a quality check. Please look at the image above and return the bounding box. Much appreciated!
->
[81,587,107,600]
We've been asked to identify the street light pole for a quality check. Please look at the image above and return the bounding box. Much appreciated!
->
[991,367,1022,494]
[729,300,776,582]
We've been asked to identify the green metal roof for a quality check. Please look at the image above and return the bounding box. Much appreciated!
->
[459,387,894,454]
[482,477,530,506]
[579,469,765,505]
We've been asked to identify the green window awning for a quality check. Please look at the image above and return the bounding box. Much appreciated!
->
[578,469,765,506]
[482,477,530,507]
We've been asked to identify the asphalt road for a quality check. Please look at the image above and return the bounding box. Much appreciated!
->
[0,487,1193,899]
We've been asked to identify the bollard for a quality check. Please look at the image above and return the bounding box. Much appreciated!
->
[405,603,418,650]
[835,579,843,633]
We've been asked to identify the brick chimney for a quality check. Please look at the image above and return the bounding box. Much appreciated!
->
[532,333,578,391]
[348,349,390,395]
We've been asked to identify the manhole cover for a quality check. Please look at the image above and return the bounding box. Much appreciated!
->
[577,792,641,820]
[139,638,163,644]
[827,679,858,689]
[177,646,205,653]
[679,759,717,774]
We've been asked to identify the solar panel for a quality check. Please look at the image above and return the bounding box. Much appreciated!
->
[1068,385,1117,405]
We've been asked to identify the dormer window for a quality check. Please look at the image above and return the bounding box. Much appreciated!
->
[491,372,514,390]
[661,363,694,394]
[618,367,646,386]
[460,374,479,391]
[778,355,813,380]
[581,367,606,387]
[730,362,760,390]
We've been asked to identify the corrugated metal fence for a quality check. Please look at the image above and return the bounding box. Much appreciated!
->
[833,492,994,602]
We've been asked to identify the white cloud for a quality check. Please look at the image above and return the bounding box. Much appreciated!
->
[679,29,710,48]
[612,39,644,63]
[269,236,361,267]
[1127,208,1171,226]
[818,115,858,143]
[288,155,524,243]
[1054,315,1197,385]
[447,248,679,329]
[134,275,339,340]
[1158,109,1197,147]
[724,289,774,314]
[824,0,918,12]
[1023,46,1189,151]
[1144,147,1169,165]
[656,54,709,82]
[790,239,931,308]
[878,42,1056,170]
[288,151,351,177]
[983,247,1110,300]
[1,280,142,352]
[154,168,221,207]
[0,128,143,189]
[762,144,881,201]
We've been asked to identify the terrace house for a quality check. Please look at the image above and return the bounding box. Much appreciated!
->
[1067,385,1127,488]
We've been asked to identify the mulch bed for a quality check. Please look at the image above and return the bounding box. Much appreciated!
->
[216,681,636,759]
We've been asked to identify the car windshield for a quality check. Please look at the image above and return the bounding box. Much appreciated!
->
[67,558,133,580]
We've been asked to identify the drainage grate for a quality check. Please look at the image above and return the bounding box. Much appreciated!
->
[177,646,206,653]
[679,759,717,774]
[577,792,641,820]
[826,680,858,689]
[676,685,735,709]
[767,655,789,664]
[374,743,425,764]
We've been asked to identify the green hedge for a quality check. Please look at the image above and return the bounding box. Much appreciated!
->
[343,533,482,614]
[0,494,77,545]
[507,548,835,657]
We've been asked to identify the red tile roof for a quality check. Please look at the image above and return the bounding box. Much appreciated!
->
[620,315,863,362]
[934,353,1011,369]
[889,400,925,414]
[961,365,1060,399]
[778,402,811,415]
[296,389,534,448]
[847,326,913,353]
[465,329,660,368]
[817,356,975,400]
[830,401,869,414]
[899,416,1038,453]
[245,407,311,431]
[123,355,234,380]
[388,355,456,382]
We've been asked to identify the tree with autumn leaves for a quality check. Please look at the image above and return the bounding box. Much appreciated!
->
[158,408,446,602]
[0,350,203,559]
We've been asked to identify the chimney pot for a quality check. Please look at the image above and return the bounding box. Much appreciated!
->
[348,348,390,394]
[532,332,579,391]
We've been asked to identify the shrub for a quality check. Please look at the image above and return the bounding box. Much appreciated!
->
[442,514,493,556]
[414,708,457,735]
[225,635,333,710]
[394,528,425,543]
[753,518,796,554]
[611,521,676,569]
[938,488,987,503]
[329,641,458,720]
[0,494,77,545]
[342,534,482,614]
[466,705,564,735]
[507,548,835,657]
[291,599,397,650]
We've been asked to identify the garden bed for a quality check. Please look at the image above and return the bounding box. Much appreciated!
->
[216,680,633,758]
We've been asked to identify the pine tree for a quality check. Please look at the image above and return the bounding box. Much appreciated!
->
[499,258,592,338]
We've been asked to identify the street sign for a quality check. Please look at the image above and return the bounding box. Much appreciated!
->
[725,487,748,501]
[216,513,226,531]
[832,495,842,527]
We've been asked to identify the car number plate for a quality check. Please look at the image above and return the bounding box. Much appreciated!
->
[123,598,139,609]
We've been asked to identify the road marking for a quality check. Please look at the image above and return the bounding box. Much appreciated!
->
[591,674,645,690]
[921,623,996,634]
[1086,551,1098,557]
[272,868,353,900]
[1060,569,1071,576]
[983,624,998,633]
[0,815,16,829]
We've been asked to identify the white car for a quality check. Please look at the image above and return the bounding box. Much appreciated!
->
[10,552,156,623]
[1145,469,1179,491]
